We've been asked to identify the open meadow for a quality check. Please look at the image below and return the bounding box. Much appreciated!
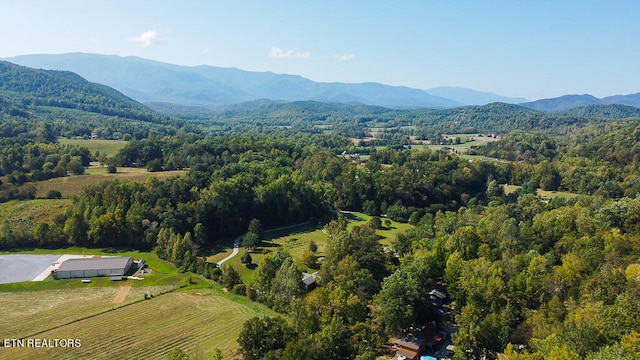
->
[411,133,501,154]
[34,163,185,198]
[0,199,72,224]
[58,138,127,157]
[504,184,581,200]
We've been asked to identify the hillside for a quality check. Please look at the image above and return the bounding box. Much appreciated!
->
[0,60,188,140]
[6,53,461,109]
[521,93,640,112]
[0,60,157,121]
[186,100,640,138]
[557,104,640,119]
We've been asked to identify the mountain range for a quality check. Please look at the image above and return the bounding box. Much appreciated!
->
[5,53,458,109]
[4,53,640,111]
[521,93,640,112]
[5,53,530,109]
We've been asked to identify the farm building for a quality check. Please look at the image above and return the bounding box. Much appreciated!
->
[54,256,133,279]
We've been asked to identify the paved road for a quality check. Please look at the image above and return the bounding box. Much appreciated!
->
[216,235,242,266]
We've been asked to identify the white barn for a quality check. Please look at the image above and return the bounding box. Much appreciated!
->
[55,256,133,279]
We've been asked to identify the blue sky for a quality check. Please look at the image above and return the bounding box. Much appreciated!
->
[1,1,638,100]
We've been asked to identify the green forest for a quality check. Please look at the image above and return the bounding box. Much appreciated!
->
[1,61,639,359]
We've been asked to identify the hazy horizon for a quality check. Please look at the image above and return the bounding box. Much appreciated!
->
[2,1,638,100]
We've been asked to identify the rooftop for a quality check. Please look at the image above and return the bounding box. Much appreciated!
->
[57,256,133,272]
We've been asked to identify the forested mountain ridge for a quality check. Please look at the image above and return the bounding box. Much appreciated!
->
[6,53,461,109]
[522,93,640,112]
[0,60,193,140]
[199,100,640,138]
[0,60,174,125]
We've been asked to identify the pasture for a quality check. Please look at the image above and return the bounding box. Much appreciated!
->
[58,138,127,157]
[412,133,500,154]
[34,163,185,198]
[0,287,275,360]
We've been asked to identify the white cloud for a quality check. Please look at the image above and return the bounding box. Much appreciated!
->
[129,30,158,47]
[268,46,310,59]
[335,54,355,62]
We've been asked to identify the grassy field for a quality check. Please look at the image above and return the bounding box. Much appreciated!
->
[504,184,581,200]
[0,287,275,359]
[58,138,127,157]
[412,133,500,154]
[0,199,72,224]
[34,163,185,198]
[208,213,414,285]
[0,246,276,359]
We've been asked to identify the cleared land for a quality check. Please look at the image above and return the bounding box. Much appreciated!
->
[58,138,127,157]
[413,133,500,154]
[0,285,174,339]
[0,199,72,224]
[504,184,581,200]
[0,287,273,359]
[34,163,185,198]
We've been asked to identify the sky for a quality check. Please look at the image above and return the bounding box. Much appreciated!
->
[1,0,639,100]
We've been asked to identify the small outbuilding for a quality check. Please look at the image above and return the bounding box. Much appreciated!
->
[302,272,318,291]
[55,256,133,279]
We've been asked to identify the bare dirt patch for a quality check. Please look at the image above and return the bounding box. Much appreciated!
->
[112,285,132,304]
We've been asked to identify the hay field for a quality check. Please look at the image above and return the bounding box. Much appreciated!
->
[0,286,174,339]
[0,287,274,359]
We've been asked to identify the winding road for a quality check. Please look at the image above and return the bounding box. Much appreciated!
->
[216,235,242,266]
[214,221,310,267]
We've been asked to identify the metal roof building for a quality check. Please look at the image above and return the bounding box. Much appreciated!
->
[55,256,133,279]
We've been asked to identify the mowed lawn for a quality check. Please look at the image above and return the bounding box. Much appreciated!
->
[0,287,275,360]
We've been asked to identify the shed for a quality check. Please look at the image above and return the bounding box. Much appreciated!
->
[302,272,318,291]
[55,256,133,279]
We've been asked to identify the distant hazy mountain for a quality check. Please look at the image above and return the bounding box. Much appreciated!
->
[520,94,602,112]
[521,93,640,112]
[6,53,461,109]
[601,93,640,108]
[424,86,528,105]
